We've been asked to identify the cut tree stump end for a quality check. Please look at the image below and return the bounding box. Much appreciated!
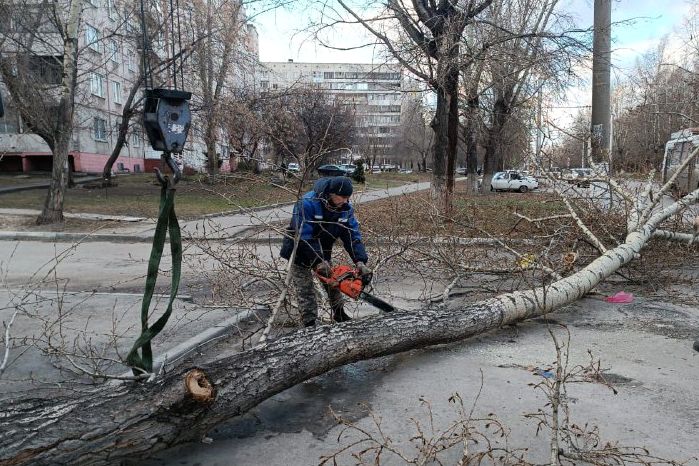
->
[184,369,215,402]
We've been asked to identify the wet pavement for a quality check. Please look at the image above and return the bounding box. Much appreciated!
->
[2,177,698,464]
[144,292,699,466]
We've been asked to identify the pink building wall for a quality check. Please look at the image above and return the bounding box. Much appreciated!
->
[71,152,144,173]
[1,152,144,174]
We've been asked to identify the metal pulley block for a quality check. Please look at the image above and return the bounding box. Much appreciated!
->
[143,88,192,154]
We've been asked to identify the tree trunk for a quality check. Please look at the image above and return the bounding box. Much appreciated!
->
[465,94,479,192]
[5,188,695,465]
[483,96,510,176]
[37,131,69,224]
[445,69,458,217]
[102,73,142,180]
[431,84,449,191]
[431,60,459,215]
[206,128,218,182]
[102,120,132,182]
[36,0,83,225]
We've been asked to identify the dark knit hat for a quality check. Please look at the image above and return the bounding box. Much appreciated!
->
[327,176,353,196]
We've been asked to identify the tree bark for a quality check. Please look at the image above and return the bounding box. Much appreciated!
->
[483,94,511,176]
[35,0,83,225]
[102,72,143,181]
[4,188,697,464]
[36,128,70,224]
[464,94,480,193]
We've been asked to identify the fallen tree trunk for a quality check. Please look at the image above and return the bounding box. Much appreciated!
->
[2,191,697,465]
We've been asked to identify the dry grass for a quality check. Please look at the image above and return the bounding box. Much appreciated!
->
[357,182,570,238]
[0,171,428,222]
[0,173,306,219]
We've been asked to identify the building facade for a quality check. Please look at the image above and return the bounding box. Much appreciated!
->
[259,61,417,162]
[0,0,258,175]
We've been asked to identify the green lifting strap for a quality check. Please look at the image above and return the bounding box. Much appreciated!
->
[126,181,182,375]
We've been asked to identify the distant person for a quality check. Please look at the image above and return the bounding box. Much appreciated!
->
[280,177,372,327]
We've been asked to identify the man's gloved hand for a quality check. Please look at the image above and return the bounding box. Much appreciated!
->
[315,261,332,277]
[356,262,373,286]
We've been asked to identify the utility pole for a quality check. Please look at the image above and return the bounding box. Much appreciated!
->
[591,0,612,169]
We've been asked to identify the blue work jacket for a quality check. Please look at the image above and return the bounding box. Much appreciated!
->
[280,179,368,267]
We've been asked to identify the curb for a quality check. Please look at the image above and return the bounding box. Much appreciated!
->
[0,180,443,243]
[0,176,105,195]
[199,201,295,219]
[0,231,154,243]
[115,306,264,381]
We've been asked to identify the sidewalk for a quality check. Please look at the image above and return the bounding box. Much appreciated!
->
[0,175,104,195]
[0,180,434,243]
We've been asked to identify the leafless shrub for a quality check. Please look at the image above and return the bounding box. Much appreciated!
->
[321,325,690,466]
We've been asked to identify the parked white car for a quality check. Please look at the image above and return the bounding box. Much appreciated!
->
[490,171,539,193]
[339,164,357,175]
[562,168,592,187]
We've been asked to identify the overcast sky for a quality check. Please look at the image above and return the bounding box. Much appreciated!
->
[251,0,691,65]
[249,0,693,117]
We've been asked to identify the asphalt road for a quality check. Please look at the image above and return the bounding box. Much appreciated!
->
[144,292,699,465]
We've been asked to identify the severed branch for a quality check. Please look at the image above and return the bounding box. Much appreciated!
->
[652,229,699,245]
[652,145,699,204]
[258,230,299,345]
[440,274,461,303]
[513,212,573,224]
[0,309,19,378]
[551,183,608,254]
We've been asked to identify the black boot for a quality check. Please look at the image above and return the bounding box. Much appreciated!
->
[333,307,352,323]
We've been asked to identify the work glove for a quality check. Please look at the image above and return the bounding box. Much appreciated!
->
[356,262,373,286]
[314,261,332,278]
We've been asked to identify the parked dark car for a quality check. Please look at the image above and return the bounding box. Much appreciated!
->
[317,164,351,177]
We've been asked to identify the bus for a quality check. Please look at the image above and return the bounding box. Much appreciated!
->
[662,128,699,194]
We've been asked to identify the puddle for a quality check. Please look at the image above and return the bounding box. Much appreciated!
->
[209,356,400,440]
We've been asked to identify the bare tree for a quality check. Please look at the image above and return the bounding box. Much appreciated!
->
[266,86,356,171]
[477,0,581,181]
[321,0,493,214]
[101,67,143,180]
[393,98,434,171]
[2,146,699,462]
[610,37,699,174]
[187,0,251,181]
[0,0,86,224]
[224,88,267,163]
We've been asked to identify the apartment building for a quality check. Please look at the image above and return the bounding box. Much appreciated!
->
[259,61,417,160]
[0,0,258,174]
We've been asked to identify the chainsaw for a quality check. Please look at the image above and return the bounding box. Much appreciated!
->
[315,264,395,313]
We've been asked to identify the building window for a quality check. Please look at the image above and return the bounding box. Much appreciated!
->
[93,117,107,141]
[90,72,105,97]
[132,129,141,147]
[127,49,136,72]
[126,19,138,35]
[85,24,101,53]
[260,81,268,90]
[107,0,117,19]
[112,81,122,104]
[28,55,62,85]
[108,40,119,63]
[0,104,20,134]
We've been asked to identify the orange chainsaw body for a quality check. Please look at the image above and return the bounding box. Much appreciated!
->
[315,264,395,313]
[316,264,363,299]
